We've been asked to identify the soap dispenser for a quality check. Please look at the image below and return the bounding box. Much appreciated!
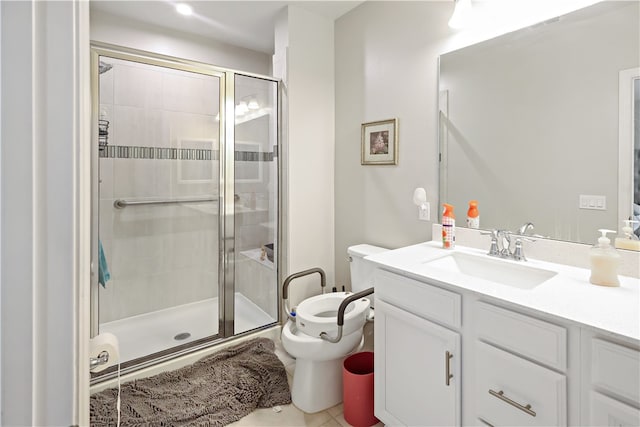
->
[614,220,640,251]
[589,229,620,287]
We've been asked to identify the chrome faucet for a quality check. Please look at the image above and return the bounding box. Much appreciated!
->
[518,222,535,236]
[482,223,536,261]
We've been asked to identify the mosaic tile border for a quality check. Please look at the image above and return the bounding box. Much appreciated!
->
[99,145,274,162]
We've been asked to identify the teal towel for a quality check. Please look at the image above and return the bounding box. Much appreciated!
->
[98,240,111,288]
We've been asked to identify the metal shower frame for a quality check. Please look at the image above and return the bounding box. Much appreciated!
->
[89,42,283,382]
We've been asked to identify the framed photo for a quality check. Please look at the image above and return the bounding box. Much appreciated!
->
[361,118,398,165]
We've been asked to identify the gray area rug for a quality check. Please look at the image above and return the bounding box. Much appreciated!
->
[90,337,291,426]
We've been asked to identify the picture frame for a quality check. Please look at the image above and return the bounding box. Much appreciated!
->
[361,118,398,165]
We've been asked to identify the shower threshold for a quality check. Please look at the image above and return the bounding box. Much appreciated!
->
[99,293,275,364]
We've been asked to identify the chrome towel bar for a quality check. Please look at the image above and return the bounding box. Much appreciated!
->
[113,197,217,209]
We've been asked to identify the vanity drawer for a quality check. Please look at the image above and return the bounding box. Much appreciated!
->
[475,341,567,427]
[475,301,567,371]
[374,269,461,328]
[591,338,640,403]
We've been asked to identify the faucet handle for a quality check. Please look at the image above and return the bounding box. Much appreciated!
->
[512,236,535,261]
[512,239,526,261]
[498,230,512,258]
[480,229,499,239]
[481,229,500,256]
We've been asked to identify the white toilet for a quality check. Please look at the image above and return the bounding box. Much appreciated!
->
[281,244,387,413]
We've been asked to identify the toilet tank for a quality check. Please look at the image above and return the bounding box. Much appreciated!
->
[348,244,388,293]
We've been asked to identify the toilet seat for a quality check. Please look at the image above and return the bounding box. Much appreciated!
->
[295,292,370,338]
[281,319,363,361]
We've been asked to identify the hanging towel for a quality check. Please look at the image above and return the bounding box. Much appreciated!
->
[98,240,111,288]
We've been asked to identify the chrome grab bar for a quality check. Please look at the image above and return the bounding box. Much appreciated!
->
[113,197,217,209]
[488,389,537,417]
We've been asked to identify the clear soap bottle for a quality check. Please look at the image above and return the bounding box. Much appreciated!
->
[589,229,620,287]
[614,220,640,251]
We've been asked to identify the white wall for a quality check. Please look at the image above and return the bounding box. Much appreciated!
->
[334,2,452,286]
[1,1,89,424]
[0,0,3,412]
[274,6,335,305]
[333,0,615,287]
[90,10,272,76]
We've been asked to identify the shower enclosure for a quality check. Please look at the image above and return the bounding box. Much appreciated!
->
[90,43,280,379]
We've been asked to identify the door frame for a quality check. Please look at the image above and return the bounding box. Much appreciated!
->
[618,67,640,230]
[88,42,282,378]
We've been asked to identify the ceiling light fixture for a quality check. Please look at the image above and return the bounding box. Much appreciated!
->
[175,3,193,16]
[448,0,473,29]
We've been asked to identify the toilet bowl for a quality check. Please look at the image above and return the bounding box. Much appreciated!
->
[281,321,363,413]
[281,244,388,413]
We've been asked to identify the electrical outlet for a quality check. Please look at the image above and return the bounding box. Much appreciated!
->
[418,203,431,221]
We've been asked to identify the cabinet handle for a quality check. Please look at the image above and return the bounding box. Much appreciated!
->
[478,417,495,427]
[445,351,453,386]
[488,389,537,417]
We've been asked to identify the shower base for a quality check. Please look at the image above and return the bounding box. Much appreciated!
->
[100,292,275,364]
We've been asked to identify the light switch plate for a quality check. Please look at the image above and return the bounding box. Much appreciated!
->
[579,195,606,210]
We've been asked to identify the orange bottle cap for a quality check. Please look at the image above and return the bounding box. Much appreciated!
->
[443,203,455,218]
[467,200,479,218]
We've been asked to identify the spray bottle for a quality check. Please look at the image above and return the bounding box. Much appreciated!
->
[442,204,456,249]
[467,200,479,229]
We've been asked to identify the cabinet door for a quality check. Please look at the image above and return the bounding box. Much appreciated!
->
[375,299,461,426]
[590,391,640,427]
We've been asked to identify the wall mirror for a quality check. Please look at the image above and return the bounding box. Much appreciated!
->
[438,1,639,244]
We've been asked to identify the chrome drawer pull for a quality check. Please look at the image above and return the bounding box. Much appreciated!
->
[488,389,537,417]
[478,417,495,427]
[445,351,453,386]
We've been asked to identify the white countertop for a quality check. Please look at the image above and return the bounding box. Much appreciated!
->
[365,241,640,342]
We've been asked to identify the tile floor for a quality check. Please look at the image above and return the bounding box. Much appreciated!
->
[229,323,383,427]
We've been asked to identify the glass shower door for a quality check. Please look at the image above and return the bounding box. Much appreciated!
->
[232,74,279,335]
[95,55,223,364]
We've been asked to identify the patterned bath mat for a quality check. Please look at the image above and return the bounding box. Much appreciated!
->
[90,337,291,426]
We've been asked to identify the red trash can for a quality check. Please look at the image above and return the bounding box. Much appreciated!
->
[343,351,378,427]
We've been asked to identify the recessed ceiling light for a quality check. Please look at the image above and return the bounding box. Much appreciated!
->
[176,3,193,16]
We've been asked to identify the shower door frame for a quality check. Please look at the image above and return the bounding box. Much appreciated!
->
[89,42,282,379]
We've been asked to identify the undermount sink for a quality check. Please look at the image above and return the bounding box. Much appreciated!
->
[422,252,557,289]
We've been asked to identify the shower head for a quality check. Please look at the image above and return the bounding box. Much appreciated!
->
[99,61,113,75]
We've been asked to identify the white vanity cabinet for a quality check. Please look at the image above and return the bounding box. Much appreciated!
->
[584,335,640,426]
[372,267,640,427]
[374,269,462,426]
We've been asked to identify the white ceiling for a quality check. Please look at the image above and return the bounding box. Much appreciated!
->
[90,1,365,54]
